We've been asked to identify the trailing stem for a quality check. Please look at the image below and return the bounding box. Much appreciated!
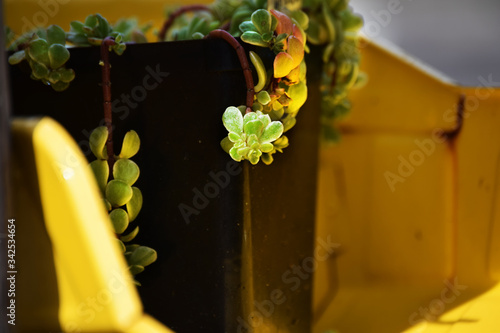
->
[205,29,255,113]
[101,36,116,169]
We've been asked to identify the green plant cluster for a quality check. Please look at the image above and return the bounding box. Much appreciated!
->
[163,0,364,159]
[8,25,74,91]
[231,8,308,164]
[89,127,157,285]
[7,14,149,91]
[303,0,365,142]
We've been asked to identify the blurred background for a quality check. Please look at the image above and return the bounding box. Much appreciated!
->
[350,0,500,86]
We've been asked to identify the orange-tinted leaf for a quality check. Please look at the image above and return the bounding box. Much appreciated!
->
[292,24,304,45]
[285,65,301,84]
[273,52,294,78]
[270,9,293,35]
[287,36,304,68]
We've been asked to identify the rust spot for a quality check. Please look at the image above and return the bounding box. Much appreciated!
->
[442,94,465,141]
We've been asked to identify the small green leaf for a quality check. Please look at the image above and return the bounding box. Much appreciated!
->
[46,25,66,46]
[106,180,133,207]
[113,159,140,186]
[244,119,264,136]
[89,126,108,159]
[261,121,284,143]
[129,246,157,267]
[8,50,25,65]
[220,137,234,154]
[239,21,258,33]
[84,14,98,28]
[260,142,273,153]
[30,61,49,79]
[117,239,126,253]
[129,265,144,275]
[291,10,309,30]
[58,68,75,83]
[110,208,129,234]
[222,106,244,134]
[286,81,308,115]
[120,226,139,242]
[47,70,61,84]
[95,14,111,38]
[126,244,140,252]
[282,115,296,132]
[89,160,109,192]
[118,130,140,159]
[126,187,143,222]
[48,44,70,69]
[241,31,268,47]
[251,9,272,34]
[104,198,112,211]
[248,149,262,165]
[70,21,85,34]
[51,81,69,92]
[257,91,271,105]
[28,39,50,66]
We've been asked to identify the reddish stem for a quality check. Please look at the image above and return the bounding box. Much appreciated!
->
[205,30,255,113]
[158,5,212,41]
[101,36,116,169]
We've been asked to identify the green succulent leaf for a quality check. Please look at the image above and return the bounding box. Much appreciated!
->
[129,265,144,275]
[257,91,271,105]
[106,180,133,207]
[51,81,70,92]
[126,187,143,222]
[113,159,140,186]
[95,14,112,38]
[251,9,272,35]
[241,31,268,47]
[117,239,126,253]
[220,137,234,153]
[286,81,308,115]
[8,50,25,65]
[70,21,85,34]
[110,208,129,234]
[58,68,75,83]
[89,159,109,192]
[48,44,70,69]
[261,121,284,143]
[128,246,157,267]
[46,25,66,46]
[239,21,258,33]
[118,130,141,159]
[30,61,49,79]
[222,106,244,134]
[84,14,98,28]
[243,119,264,137]
[28,39,50,66]
[89,126,108,160]
[120,226,139,242]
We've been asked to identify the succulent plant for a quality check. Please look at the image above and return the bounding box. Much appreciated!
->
[89,126,156,285]
[67,14,127,55]
[221,107,284,165]
[303,0,365,143]
[8,25,75,91]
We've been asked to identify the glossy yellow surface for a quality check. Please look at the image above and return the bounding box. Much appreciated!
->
[313,38,500,333]
[11,117,173,333]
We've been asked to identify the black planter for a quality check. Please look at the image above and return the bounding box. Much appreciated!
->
[9,39,321,332]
